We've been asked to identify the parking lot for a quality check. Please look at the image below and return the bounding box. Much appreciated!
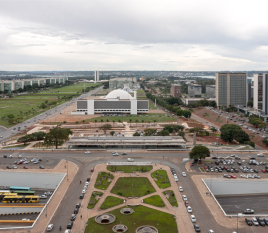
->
[216,194,268,215]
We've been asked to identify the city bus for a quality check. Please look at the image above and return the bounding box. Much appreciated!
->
[9,187,31,191]
[0,193,17,201]
[2,195,39,203]
[11,190,35,196]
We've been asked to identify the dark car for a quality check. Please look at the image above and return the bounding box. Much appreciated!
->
[234,169,239,173]
[3,155,7,158]
[263,218,268,226]
[250,157,256,160]
[254,169,259,173]
[6,166,11,169]
[79,194,84,199]
[245,218,252,226]
[257,217,266,226]
[76,203,81,209]
[194,224,201,232]
[87,178,90,182]
[212,157,217,159]
[39,165,44,169]
[74,208,79,214]
[70,214,76,221]
[38,159,42,162]
[67,222,73,229]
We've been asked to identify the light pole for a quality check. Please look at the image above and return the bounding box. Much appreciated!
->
[45,183,49,217]
[67,156,69,181]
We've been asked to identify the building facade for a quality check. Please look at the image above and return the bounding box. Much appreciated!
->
[253,73,268,114]
[109,78,137,90]
[170,84,182,97]
[188,84,202,98]
[75,89,148,115]
[206,85,216,98]
[94,70,99,83]
[216,73,247,107]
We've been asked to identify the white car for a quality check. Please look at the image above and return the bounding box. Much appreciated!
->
[187,206,192,213]
[82,189,87,194]
[174,178,179,182]
[31,158,36,162]
[127,158,134,162]
[182,195,187,201]
[257,153,264,157]
[22,218,30,221]
[85,151,91,154]
[8,155,12,158]
[44,191,53,195]
[18,155,22,158]
[39,195,47,199]
[65,230,71,233]
[85,182,89,186]
[190,215,196,222]
[179,186,183,192]
[182,172,186,177]
[47,224,54,231]
[208,230,214,233]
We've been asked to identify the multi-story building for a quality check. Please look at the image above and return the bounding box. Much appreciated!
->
[95,70,99,83]
[0,77,68,93]
[170,84,182,97]
[253,73,268,114]
[188,84,201,98]
[206,85,216,98]
[215,73,247,107]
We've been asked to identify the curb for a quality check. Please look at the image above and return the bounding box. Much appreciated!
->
[0,212,40,216]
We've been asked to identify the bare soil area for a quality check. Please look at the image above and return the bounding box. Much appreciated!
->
[192,107,267,149]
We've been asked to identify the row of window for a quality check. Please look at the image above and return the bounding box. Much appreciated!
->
[77,109,149,112]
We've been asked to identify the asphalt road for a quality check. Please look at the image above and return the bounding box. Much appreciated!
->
[0,86,103,142]
[217,195,268,215]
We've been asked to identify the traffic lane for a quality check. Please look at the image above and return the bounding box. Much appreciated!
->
[216,195,268,215]
[0,213,39,221]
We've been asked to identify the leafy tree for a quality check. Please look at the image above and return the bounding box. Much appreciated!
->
[178,131,185,137]
[163,125,173,133]
[176,109,184,116]
[157,130,170,136]
[133,132,140,136]
[209,101,217,108]
[262,138,268,146]
[7,114,15,124]
[233,129,250,144]
[99,124,112,134]
[220,124,242,142]
[246,141,255,148]
[189,145,210,162]
[32,131,46,140]
[247,100,253,107]
[182,110,191,118]
[110,131,115,136]
[39,102,47,110]
[211,127,217,133]
[94,119,97,127]
[189,127,204,134]
[144,128,157,136]
[44,127,73,149]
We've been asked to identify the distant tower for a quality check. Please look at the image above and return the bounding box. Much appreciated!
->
[94,70,99,83]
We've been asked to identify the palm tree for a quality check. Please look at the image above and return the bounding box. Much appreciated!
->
[94,119,97,127]
[106,119,109,123]
[142,119,144,127]
[118,119,121,123]
[100,119,104,123]
[82,120,85,124]
[113,120,115,127]
[136,119,139,127]
[129,119,132,126]
[153,119,157,126]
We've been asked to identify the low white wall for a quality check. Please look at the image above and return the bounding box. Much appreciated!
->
[0,207,43,214]
[204,179,268,196]
[71,112,85,115]
[0,171,65,190]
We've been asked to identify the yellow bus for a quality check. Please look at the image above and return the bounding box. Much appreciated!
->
[0,193,16,201]
[2,195,39,203]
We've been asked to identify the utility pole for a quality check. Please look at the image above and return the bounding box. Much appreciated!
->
[67,156,69,181]
[45,183,49,217]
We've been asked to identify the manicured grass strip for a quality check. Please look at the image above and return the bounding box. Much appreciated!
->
[151,169,171,189]
[143,195,165,207]
[111,177,156,197]
[163,190,178,207]
[85,205,178,233]
[107,165,153,173]
[87,191,103,209]
[2,143,29,149]
[200,167,205,172]
[100,196,124,210]
[94,172,114,190]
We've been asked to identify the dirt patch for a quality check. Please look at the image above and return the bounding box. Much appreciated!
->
[187,122,204,128]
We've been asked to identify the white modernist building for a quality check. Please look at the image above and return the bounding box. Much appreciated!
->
[75,89,148,115]
[94,70,99,83]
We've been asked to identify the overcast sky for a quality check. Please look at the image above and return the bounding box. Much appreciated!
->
[1,0,268,71]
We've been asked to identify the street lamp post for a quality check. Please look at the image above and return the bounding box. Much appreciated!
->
[45,184,49,217]
[67,156,69,181]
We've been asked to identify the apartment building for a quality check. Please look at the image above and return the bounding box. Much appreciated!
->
[170,84,182,97]
[206,85,216,98]
[188,84,202,98]
[215,73,247,107]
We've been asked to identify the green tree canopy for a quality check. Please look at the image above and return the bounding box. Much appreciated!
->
[144,128,157,136]
[110,131,115,136]
[44,127,73,149]
[157,130,170,136]
[189,145,210,161]
[133,132,140,136]
[99,124,112,134]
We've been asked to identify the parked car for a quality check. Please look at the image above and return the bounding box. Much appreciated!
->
[12,165,17,169]
[70,214,76,221]
[257,217,266,226]
[182,195,187,201]
[47,224,54,231]
[245,218,252,226]
[40,165,45,169]
[252,217,259,226]
[194,224,201,232]
[91,168,94,172]
[122,152,127,155]
[23,166,28,169]
[190,215,196,223]
[185,201,190,207]
[79,194,84,199]
[182,172,186,177]
[87,178,90,182]
[263,218,268,226]
[187,206,192,213]
[179,186,183,192]
[67,222,73,229]
[74,208,79,214]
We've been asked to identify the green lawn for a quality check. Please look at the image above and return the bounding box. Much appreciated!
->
[85,205,178,233]
[94,172,114,190]
[111,177,156,197]
[149,101,158,110]
[100,196,124,210]
[151,170,171,189]
[87,191,103,209]
[86,113,176,123]
[143,195,165,207]
[0,82,100,128]
[40,83,100,93]
[106,165,153,173]
[163,190,178,207]
[1,143,30,149]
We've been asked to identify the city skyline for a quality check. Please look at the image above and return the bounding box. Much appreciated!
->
[1,0,268,71]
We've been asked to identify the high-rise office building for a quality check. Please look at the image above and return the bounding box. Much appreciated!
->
[215,73,247,107]
[206,85,216,98]
[253,73,268,114]
[170,84,182,97]
[94,70,99,83]
[188,84,201,98]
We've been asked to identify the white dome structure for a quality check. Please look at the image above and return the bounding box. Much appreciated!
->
[106,89,134,99]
